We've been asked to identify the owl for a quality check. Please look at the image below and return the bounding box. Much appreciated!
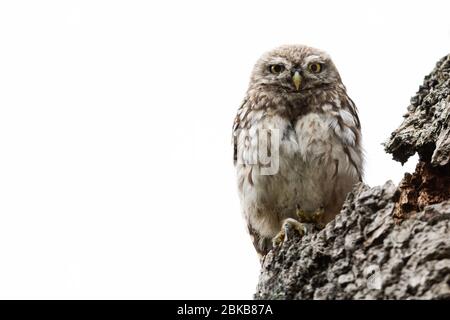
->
[233,45,363,259]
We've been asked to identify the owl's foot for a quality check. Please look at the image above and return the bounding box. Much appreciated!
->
[272,218,306,248]
[296,206,325,229]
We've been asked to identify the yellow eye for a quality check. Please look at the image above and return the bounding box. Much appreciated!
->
[308,63,322,73]
[270,64,285,74]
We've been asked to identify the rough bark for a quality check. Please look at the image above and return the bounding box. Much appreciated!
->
[385,54,450,166]
[255,54,450,300]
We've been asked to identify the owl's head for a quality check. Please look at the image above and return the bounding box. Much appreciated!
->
[249,45,343,94]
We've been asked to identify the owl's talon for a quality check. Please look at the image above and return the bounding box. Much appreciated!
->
[296,206,325,227]
[272,218,306,248]
[296,207,308,222]
[272,229,285,247]
[313,207,326,228]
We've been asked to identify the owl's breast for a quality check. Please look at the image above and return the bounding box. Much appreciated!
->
[292,112,335,160]
[254,110,356,208]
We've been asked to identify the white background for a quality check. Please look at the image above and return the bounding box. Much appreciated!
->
[0,0,449,299]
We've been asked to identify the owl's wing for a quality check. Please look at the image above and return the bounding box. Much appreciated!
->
[233,99,271,258]
[247,222,272,258]
[336,96,363,181]
[346,96,361,129]
[232,99,249,166]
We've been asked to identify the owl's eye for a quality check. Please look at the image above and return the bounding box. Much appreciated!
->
[269,64,285,74]
[308,63,322,73]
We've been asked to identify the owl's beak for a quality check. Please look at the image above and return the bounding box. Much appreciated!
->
[292,71,302,91]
